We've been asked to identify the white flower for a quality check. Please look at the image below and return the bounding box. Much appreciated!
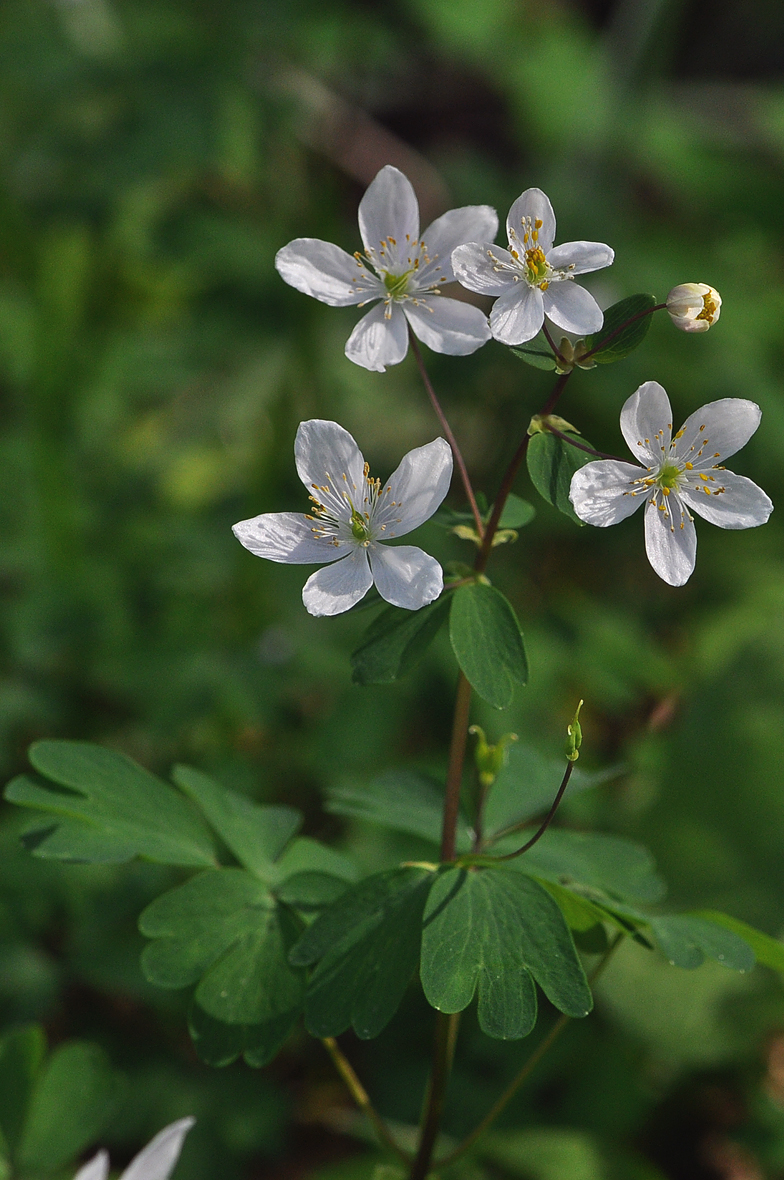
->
[233,420,452,616]
[451,187,614,346]
[569,381,773,586]
[74,1119,194,1180]
[275,165,498,372]
[666,282,721,332]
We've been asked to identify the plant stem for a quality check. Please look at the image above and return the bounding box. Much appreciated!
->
[492,761,574,860]
[408,329,485,540]
[581,302,666,362]
[441,671,473,862]
[543,423,627,464]
[475,371,573,574]
[541,323,567,367]
[409,1012,460,1180]
[322,1037,411,1164]
[435,934,624,1168]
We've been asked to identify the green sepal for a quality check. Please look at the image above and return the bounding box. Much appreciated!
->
[420,867,592,1039]
[526,430,595,524]
[350,598,451,685]
[583,293,657,364]
[449,582,528,709]
[290,866,434,1039]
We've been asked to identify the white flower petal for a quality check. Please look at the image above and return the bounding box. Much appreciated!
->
[489,284,544,345]
[275,239,378,306]
[569,460,648,526]
[620,381,674,466]
[294,419,366,497]
[506,188,556,253]
[376,437,453,536]
[546,240,614,276]
[368,544,443,610]
[302,549,372,616]
[452,243,517,296]
[543,281,603,335]
[121,1118,195,1180]
[643,498,697,586]
[674,398,762,468]
[344,302,409,371]
[418,205,499,284]
[75,1151,110,1180]
[404,297,491,356]
[681,471,773,529]
[358,166,419,257]
[232,512,345,564]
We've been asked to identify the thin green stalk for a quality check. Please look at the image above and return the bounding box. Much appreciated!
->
[441,671,473,862]
[491,761,574,860]
[322,1037,411,1164]
[435,934,624,1169]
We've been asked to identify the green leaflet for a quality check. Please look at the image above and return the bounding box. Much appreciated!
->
[646,914,755,972]
[188,1002,297,1070]
[583,293,657,364]
[497,493,537,529]
[513,827,666,905]
[6,741,216,867]
[450,582,528,709]
[326,769,472,851]
[0,1025,45,1161]
[350,597,451,686]
[694,910,784,974]
[420,867,592,1039]
[509,332,557,371]
[290,867,434,1039]
[526,430,595,524]
[16,1041,123,1173]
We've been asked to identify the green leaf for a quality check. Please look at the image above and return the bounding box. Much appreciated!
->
[275,872,352,911]
[172,764,301,879]
[6,742,215,867]
[510,334,557,371]
[0,1025,45,1160]
[497,494,536,529]
[17,1042,123,1172]
[326,770,472,851]
[647,914,755,972]
[350,598,450,686]
[583,293,657,365]
[272,837,359,886]
[420,867,592,1039]
[290,867,434,1039]
[516,828,666,904]
[187,1002,297,1069]
[449,583,528,709]
[139,868,305,1026]
[484,744,622,837]
[526,430,595,524]
[694,911,784,974]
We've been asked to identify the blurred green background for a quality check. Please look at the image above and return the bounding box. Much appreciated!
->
[1,0,784,1176]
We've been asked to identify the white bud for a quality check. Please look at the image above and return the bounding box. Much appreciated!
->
[666,282,721,333]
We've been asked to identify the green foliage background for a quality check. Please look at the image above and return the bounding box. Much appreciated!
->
[1,0,784,1176]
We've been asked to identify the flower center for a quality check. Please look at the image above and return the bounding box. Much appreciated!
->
[350,508,371,541]
[524,246,549,286]
[383,270,413,299]
[658,463,682,490]
[696,292,718,324]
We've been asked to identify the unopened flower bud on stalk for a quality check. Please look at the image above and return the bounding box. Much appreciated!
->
[469,725,518,788]
[565,700,584,762]
[666,283,721,333]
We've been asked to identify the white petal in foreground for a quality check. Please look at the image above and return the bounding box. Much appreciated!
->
[232,513,344,564]
[404,297,491,356]
[681,471,773,529]
[345,302,409,371]
[122,1119,196,1180]
[543,280,603,336]
[451,243,517,296]
[489,284,544,345]
[368,543,444,609]
[378,437,453,536]
[75,1152,109,1180]
[676,398,762,468]
[506,188,556,253]
[295,419,366,494]
[570,460,647,526]
[358,165,419,256]
[418,205,499,285]
[274,239,373,306]
[620,381,673,466]
[302,549,373,616]
[643,500,697,586]
[546,240,615,276]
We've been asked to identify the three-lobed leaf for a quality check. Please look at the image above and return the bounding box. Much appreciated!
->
[526,430,595,524]
[450,582,528,709]
[583,293,657,364]
[420,867,592,1039]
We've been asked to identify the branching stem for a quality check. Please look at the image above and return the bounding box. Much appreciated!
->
[322,1037,411,1164]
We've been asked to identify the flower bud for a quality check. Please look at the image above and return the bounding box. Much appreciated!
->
[666,283,721,333]
[469,725,518,788]
[565,699,584,762]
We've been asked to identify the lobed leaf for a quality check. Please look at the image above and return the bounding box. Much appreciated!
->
[449,583,528,709]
